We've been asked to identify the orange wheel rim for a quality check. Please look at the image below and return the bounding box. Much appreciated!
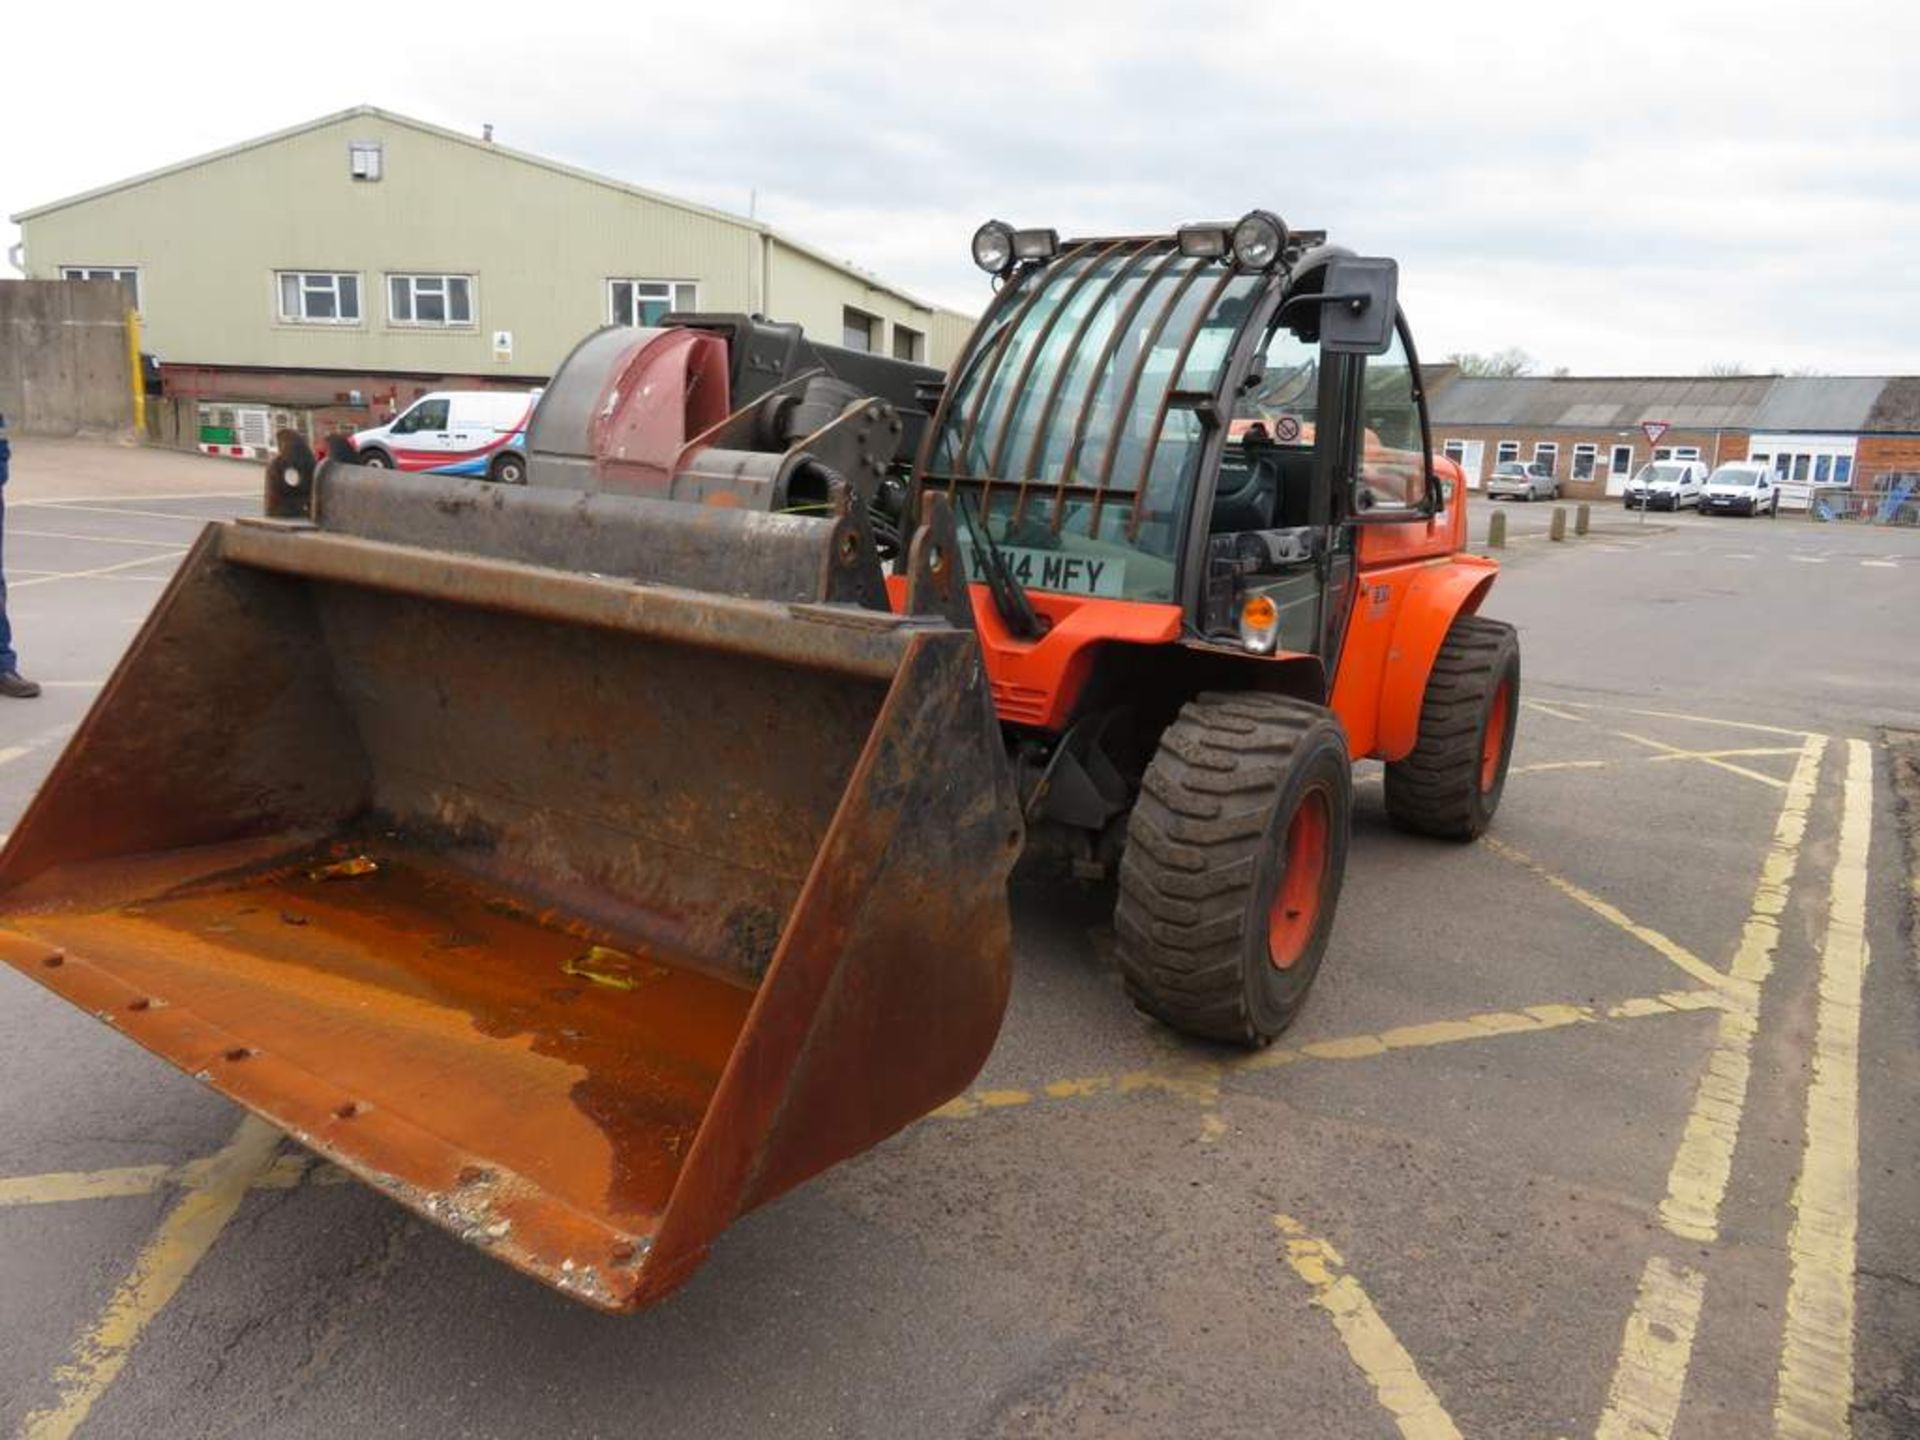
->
[1267,787,1330,970]
[1480,677,1512,792]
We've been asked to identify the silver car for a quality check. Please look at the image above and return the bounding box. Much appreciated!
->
[1486,460,1558,501]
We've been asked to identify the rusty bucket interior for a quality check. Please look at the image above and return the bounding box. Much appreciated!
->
[0,511,1018,1310]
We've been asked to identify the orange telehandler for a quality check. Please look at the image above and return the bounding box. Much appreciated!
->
[0,211,1517,1310]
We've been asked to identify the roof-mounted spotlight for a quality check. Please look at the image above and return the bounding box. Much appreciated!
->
[1230,209,1289,270]
[1177,223,1231,260]
[971,220,1016,275]
[1011,227,1059,262]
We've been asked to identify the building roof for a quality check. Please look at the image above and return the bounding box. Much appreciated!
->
[11,105,957,318]
[1431,373,1920,434]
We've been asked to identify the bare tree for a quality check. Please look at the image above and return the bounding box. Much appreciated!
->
[1445,347,1535,378]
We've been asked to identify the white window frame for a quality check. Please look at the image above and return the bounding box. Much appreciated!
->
[1571,443,1598,480]
[1532,441,1560,475]
[608,278,698,326]
[1496,440,1519,464]
[276,271,363,325]
[387,272,475,328]
[61,265,142,311]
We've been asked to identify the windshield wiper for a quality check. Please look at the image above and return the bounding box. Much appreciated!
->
[959,490,1042,639]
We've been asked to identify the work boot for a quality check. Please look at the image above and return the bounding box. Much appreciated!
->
[0,672,41,699]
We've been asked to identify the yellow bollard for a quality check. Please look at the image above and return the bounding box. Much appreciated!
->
[126,308,147,437]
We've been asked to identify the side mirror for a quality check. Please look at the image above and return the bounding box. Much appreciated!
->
[1318,257,1399,356]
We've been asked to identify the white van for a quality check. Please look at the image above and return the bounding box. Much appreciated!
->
[350,389,540,484]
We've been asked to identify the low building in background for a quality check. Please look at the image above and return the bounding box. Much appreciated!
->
[10,107,974,455]
[1430,373,1920,510]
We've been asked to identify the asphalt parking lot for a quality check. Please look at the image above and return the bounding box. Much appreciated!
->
[1,439,1917,1439]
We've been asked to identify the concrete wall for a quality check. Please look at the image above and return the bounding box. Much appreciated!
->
[0,280,133,436]
[17,110,971,379]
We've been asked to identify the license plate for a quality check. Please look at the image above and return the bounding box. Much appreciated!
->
[964,545,1127,598]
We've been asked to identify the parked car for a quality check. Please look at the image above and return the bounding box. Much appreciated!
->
[1486,460,1558,501]
[350,389,540,484]
[1699,461,1780,517]
[1622,460,1708,511]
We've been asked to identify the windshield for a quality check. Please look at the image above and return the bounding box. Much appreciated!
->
[927,241,1264,602]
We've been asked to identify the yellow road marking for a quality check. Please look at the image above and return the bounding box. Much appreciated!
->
[1658,735,1825,1242]
[1612,731,1787,789]
[18,1116,282,1440]
[1483,838,1740,997]
[1594,1256,1707,1440]
[8,528,193,550]
[12,551,187,588]
[1274,1214,1464,1440]
[930,990,1721,1119]
[1533,698,1819,739]
[0,1165,176,1207]
[1774,737,1873,1440]
[1524,699,1589,723]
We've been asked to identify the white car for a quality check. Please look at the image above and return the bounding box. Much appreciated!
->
[1699,461,1781,517]
[1621,460,1707,511]
[350,389,540,484]
[1486,460,1558,501]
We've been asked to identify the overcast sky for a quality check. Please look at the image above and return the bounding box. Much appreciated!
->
[5,0,1916,374]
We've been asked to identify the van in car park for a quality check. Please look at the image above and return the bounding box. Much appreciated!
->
[1699,461,1781,517]
[1621,460,1707,510]
[349,389,540,484]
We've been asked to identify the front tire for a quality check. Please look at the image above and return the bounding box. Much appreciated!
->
[1385,615,1521,840]
[1115,693,1351,1047]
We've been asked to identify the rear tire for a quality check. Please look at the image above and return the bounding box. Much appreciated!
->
[1385,615,1521,841]
[1115,693,1351,1047]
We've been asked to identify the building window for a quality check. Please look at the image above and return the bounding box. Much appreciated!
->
[349,142,384,182]
[842,307,878,353]
[276,271,361,324]
[1610,443,1633,478]
[61,265,141,310]
[1572,443,1597,480]
[1533,441,1559,475]
[388,273,473,327]
[609,279,697,326]
[891,324,924,363]
[1496,440,1519,464]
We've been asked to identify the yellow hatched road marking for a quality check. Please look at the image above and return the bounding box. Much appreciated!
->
[1482,838,1739,998]
[930,990,1721,1119]
[18,1116,282,1440]
[1612,731,1788,789]
[1658,735,1825,1242]
[1774,738,1873,1440]
[1594,1256,1707,1440]
[1274,1214,1464,1440]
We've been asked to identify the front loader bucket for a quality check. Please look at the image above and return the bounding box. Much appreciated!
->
[0,487,1019,1311]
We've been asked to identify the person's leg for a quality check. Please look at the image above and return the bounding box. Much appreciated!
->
[0,485,36,697]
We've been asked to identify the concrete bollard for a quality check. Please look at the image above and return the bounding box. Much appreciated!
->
[1488,509,1507,548]
[1575,502,1590,535]
[1550,506,1567,542]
